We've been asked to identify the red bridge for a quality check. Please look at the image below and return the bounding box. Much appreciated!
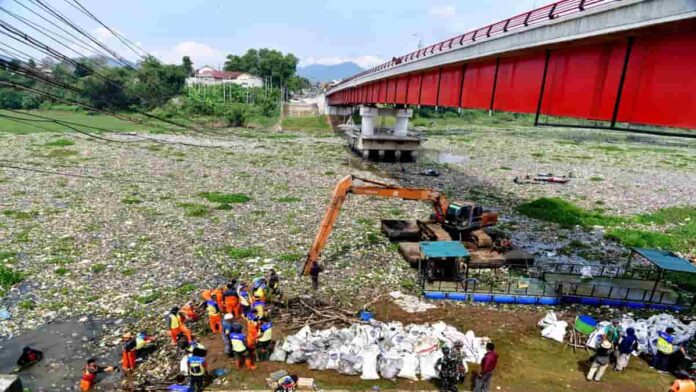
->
[326,0,696,132]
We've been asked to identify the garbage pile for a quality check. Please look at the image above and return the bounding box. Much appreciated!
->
[271,320,488,381]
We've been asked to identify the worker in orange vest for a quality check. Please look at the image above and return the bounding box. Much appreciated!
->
[206,297,222,334]
[79,358,116,391]
[246,314,260,361]
[201,289,212,302]
[223,283,240,317]
[212,286,224,312]
[166,307,192,345]
[121,333,137,374]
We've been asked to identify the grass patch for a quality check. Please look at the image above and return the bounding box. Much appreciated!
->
[589,176,604,182]
[198,192,251,204]
[216,203,233,210]
[226,246,264,260]
[43,138,75,147]
[517,197,624,228]
[275,196,301,203]
[121,195,142,204]
[55,267,69,276]
[177,283,197,295]
[0,264,23,289]
[0,251,17,263]
[44,149,78,158]
[135,290,160,304]
[281,115,331,133]
[2,210,37,220]
[499,166,512,171]
[635,206,696,225]
[176,202,210,217]
[277,253,303,263]
[90,263,106,273]
[605,228,674,250]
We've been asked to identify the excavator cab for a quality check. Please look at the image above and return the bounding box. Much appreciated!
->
[444,201,498,231]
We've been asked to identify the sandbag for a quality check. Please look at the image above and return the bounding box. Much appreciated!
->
[419,350,443,380]
[326,350,340,370]
[541,321,568,343]
[379,356,403,380]
[269,347,287,362]
[360,345,380,380]
[397,353,419,381]
[308,352,329,370]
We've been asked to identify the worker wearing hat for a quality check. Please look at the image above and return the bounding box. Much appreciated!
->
[587,340,614,382]
[121,332,137,374]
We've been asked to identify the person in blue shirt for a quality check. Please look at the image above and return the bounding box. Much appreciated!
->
[222,313,235,357]
[653,327,684,372]
[186,354,207,392]
[168,374,192,392]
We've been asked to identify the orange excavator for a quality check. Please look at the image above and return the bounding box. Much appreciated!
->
[300,175,498,275]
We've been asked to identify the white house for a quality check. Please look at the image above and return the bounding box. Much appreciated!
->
[186,66,263,88]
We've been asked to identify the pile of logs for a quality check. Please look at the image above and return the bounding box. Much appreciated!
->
[280,296,358,331]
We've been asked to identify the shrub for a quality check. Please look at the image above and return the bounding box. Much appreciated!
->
[225,105,247,127]
[198,192,251,204]
[226,246,263,260]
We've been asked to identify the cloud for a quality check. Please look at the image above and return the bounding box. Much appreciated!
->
[301,55,385,69]
[92,26,114,42]
[428,5,456,19]
[152,41,227,67]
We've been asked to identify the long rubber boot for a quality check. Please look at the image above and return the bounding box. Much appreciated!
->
[245,357,256,370]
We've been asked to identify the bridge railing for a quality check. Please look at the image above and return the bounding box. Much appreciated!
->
[332,0,617,90]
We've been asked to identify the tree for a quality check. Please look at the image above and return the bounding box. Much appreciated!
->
[182,56,193,76]
[286,76,311,92]
[78,67,135,110]
[128,56,187,108]
[224,48,298,86]
[73,58,95,78]
[27,59,36,69]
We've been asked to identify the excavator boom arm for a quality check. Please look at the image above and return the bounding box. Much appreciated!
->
[300,175,449,275]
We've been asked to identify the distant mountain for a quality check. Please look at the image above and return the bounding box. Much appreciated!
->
[298,62,364,83]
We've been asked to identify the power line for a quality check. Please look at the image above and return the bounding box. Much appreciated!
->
[62,0,149,59]
[10,0,109,59]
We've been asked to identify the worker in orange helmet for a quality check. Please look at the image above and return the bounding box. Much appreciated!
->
[166,307,192,345]
[223,283,240,317]
[206,295,223,334]
[79,358,117,391]
[201,289,212,302]
[120,332,137,374]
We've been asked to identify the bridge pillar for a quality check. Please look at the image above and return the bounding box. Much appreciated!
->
[394,108,413,137]
[359,106,378,136]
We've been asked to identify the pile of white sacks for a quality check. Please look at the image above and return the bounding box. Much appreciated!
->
[270,320,488,380]
[539,311,696,356]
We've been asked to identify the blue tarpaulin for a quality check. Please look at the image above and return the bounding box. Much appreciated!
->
[420,241,469,259]
[633,248,696,274]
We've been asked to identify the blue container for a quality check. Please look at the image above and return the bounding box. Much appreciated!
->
[538,297,560,306]
[493,295,515,304]
[358,310,374,321]
[516,296,537,305]
[626,301,646,309]
[447,293,468,301]
[671,305,687,312]
[562,296,582,304]
[424,291,446,300]
[601,299,626,307]
[580,297,601,306]
[472,294,492,302]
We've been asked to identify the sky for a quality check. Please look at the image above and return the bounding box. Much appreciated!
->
[0,0,541,70]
